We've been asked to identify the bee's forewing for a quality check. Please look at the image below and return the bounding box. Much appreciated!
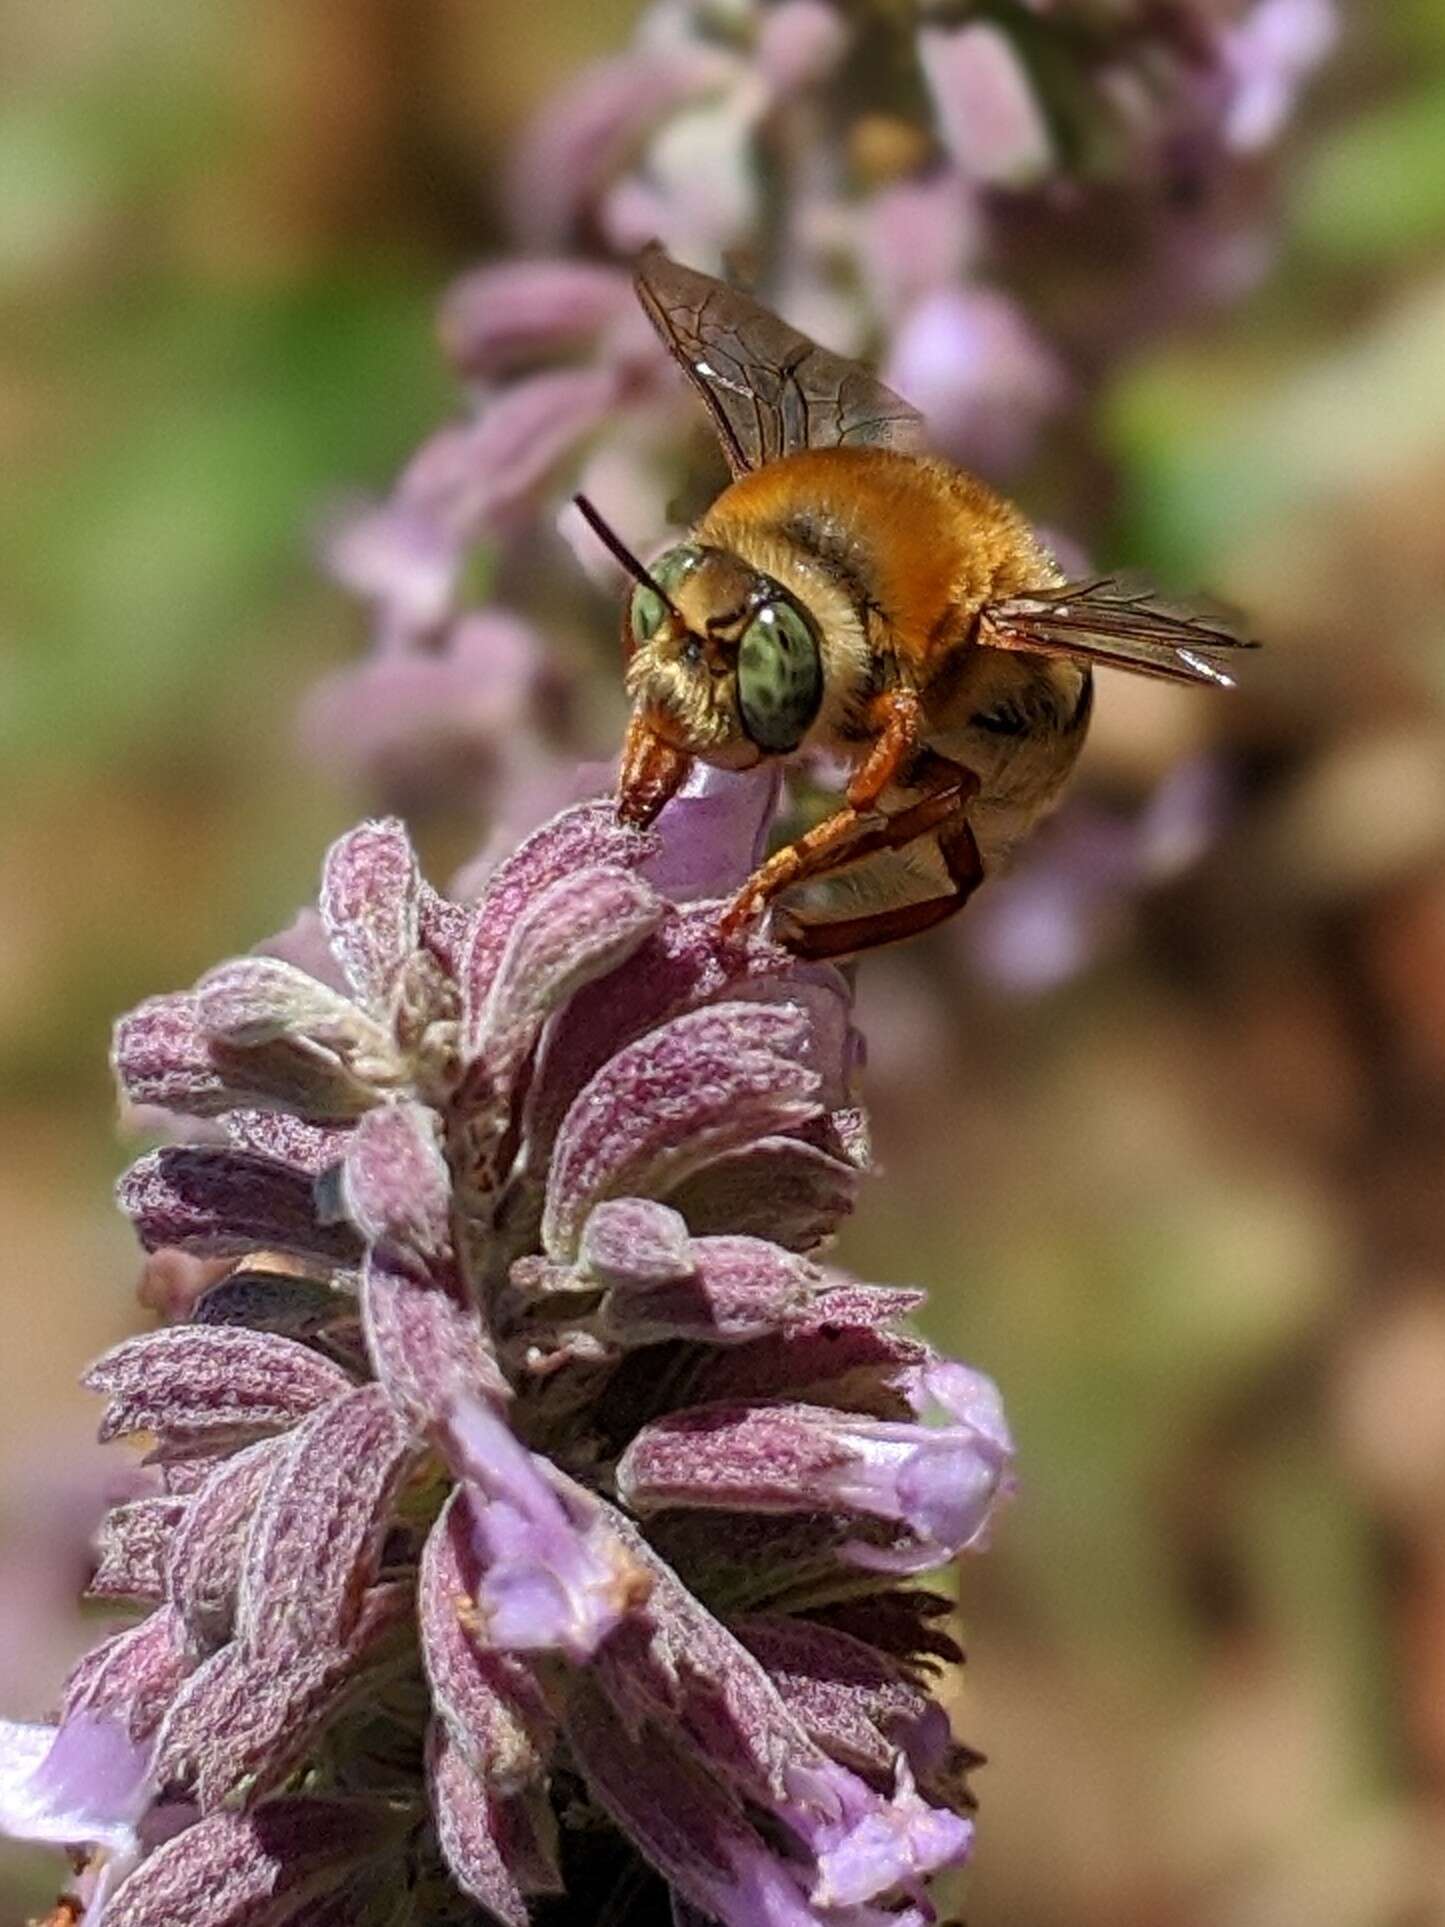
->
[635,246,926,476]
[981,577,1258,688]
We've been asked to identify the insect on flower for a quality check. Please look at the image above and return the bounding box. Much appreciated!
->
[579,248,1256,960]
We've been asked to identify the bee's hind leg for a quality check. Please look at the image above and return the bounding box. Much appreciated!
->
[721,721,985,959]
[771,788,985,961]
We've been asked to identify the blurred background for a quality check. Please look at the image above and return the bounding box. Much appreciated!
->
[2,1,1444,1921]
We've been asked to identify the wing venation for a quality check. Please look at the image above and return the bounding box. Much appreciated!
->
[635,246,926,476]
[981,577,1257,688]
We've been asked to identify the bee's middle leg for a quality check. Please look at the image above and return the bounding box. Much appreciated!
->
[719,690,928,935]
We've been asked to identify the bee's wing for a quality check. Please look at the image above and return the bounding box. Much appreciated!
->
[981,577,1258,688]
[635,246,926,476]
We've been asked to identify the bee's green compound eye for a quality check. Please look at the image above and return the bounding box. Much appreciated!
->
[630,582,665,645]
[628,546,702,647]
[737,599,823,754]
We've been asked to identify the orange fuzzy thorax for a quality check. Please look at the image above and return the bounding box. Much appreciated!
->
[696,445,1060,674]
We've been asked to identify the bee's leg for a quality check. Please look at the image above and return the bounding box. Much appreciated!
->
[769,748,986,961]
[719,699,987,955]
[771,822,984,959]
[844,688,927,811]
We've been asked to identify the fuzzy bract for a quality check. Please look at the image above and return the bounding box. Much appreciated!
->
[6,776,1010,1926]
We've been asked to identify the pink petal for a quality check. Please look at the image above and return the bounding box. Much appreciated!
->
[319,494,459,636]
[402,365,623,545]
[318,818,421,1014]
[884,285,1069,475]
[857,171,980,323]
[542,1001,821,1260]
[1222,0,1337,153]
[0,1712,152,1855]
[617,1377,1013,1572]
[683,1281,926,1412]
[195,958,373,1051]
[642,762,783,903]
[508,47,734,246]
[85,1327,352,1450]
[417,877,481,981]
[464,800,659,1018]
[918,21,1052,184]
[441,1397,646,1665]
[438,258,635,379]
[596,1226,819,1347]
[467,864,666,1077]
[112,994,229,1118]
[418,1493,556,1794]
[339,1100,450,1267]
[361,1250,506,1427]
[237,1384,414,1653]
[578,1198,694,1290]
[220,1112,351,1175]
[165,1440,287,1653]
[514,906,807,1219]
[195,958,397,1117]
[118,1146,363,1266]
[756,0,850,94]
[61,1609,191,1744]
[299,610,546,802]
[616,1400,852,1519]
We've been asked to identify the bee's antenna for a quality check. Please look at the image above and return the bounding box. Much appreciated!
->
[572,494,683,626]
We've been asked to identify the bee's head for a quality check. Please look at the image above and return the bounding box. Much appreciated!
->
[623,543,824,765]
[572,497,824,828]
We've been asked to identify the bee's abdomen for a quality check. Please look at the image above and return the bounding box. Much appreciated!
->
[928,657,1092,866]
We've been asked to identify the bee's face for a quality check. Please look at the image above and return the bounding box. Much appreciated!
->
[624,544,824,766]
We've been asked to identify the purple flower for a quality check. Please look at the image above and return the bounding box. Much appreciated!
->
[7,784,1004,1923]
[0,1712,152,1857]
[918,21,1053,185]
[438,259,638,381]
[506,42,738,251]
[298,608,555,816]
[1221,0,1339,152]
[441,1394,646,1663]
[615,1360,1012,1576]
[884,286,1070,476]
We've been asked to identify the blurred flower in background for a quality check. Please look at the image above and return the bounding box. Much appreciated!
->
[4,1,1445,1925]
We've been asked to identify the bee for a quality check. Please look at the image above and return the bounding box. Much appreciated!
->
[576,248,1254,960]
